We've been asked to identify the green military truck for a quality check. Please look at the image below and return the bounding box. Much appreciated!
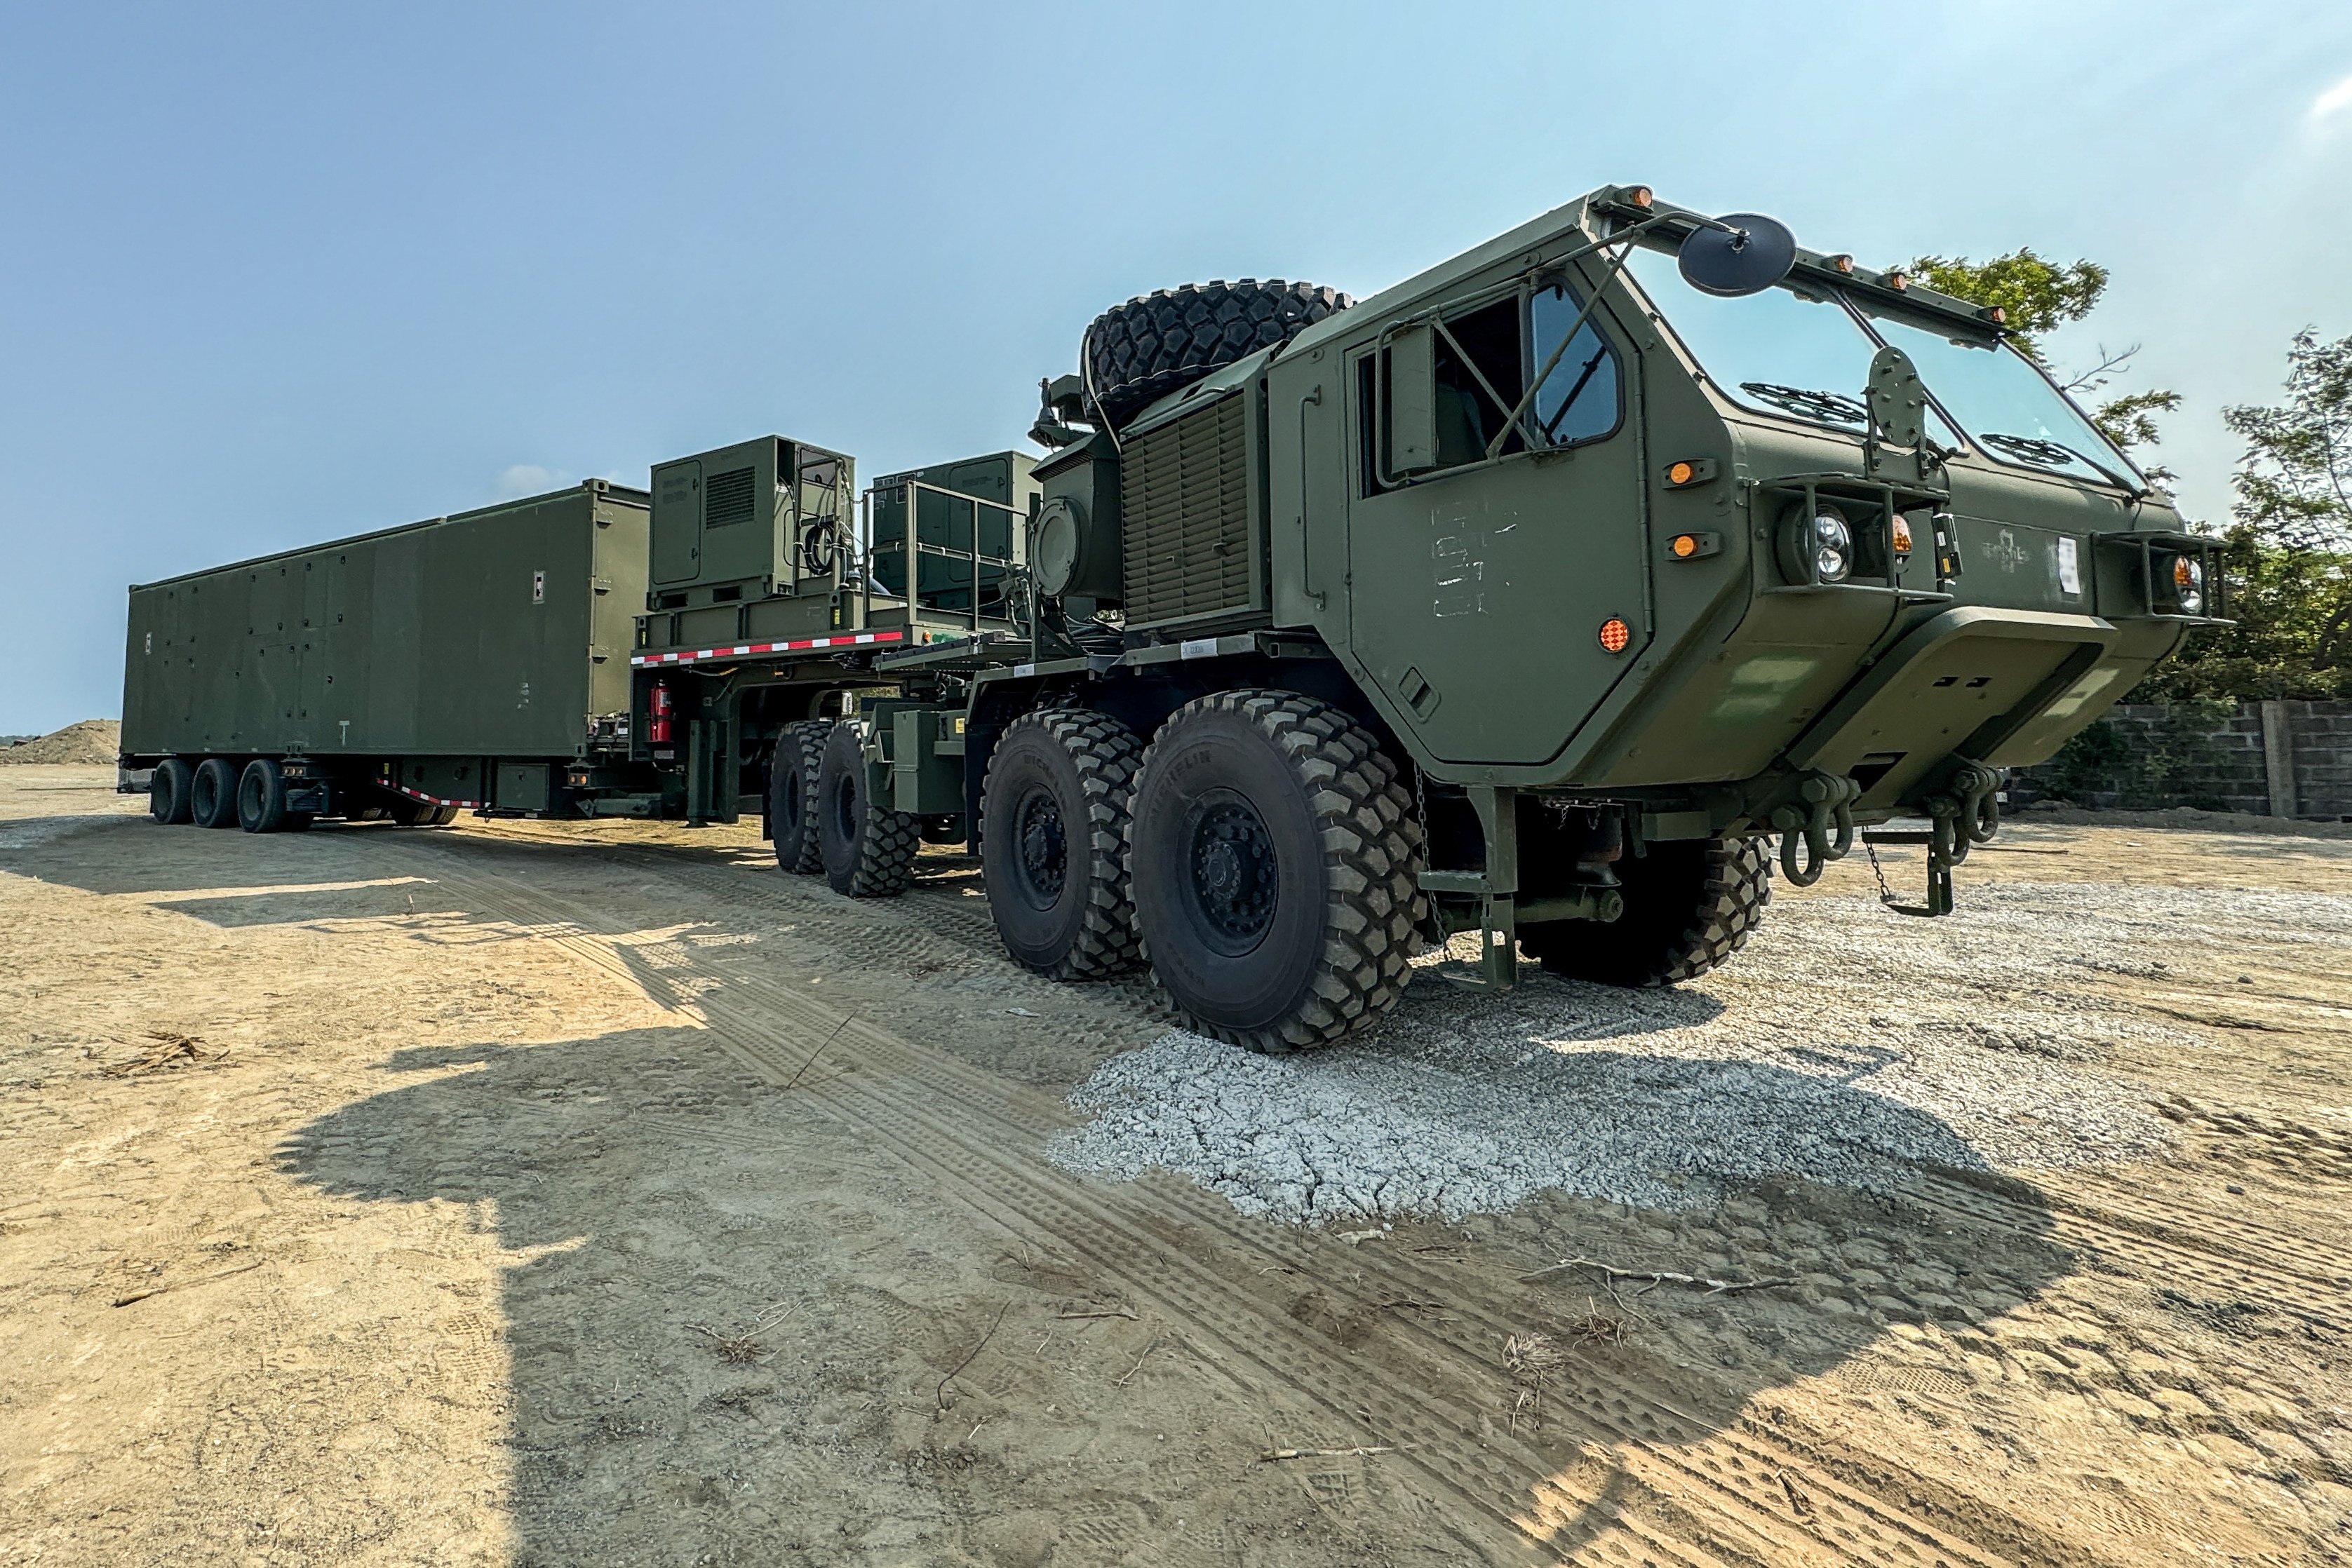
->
[122,182,2222,1053]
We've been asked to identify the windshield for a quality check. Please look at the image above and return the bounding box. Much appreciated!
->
[1622,245,1883,433]
[1859,309,2144,489]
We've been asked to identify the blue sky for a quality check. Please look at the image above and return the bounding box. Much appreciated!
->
[4,1,2349,731]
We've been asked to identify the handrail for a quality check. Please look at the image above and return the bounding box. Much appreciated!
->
[859,476,1024,633]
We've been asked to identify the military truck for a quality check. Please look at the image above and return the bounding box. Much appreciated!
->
[121,182,2222,1053]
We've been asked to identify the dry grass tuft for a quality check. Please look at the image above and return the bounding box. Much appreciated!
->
[1570,1311,1629,1346]
[102,1032,223,1076]
[687,1323,772,1365]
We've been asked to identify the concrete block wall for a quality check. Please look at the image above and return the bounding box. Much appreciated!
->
[2285,701,2352,818]
[2026,699,2352,818]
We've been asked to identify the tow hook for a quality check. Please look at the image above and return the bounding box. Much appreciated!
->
[1869,758,2001,917]
[1770,771,1860,886]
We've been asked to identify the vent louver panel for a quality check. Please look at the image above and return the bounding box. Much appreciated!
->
[704,466,756,529]
[1121,394,1253,626]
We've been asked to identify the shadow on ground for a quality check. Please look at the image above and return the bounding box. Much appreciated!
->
[278,1017,2074,1565]
[16,811,2082,1562]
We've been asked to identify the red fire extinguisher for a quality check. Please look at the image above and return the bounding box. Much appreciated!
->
[648,682,675,744]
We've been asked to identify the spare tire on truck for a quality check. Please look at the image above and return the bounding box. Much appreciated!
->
[1084,278,1351,429]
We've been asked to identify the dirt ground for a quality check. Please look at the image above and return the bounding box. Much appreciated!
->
[3,764,2348,1567]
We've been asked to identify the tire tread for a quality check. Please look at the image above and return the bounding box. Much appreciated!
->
[1133,688,1423,1053]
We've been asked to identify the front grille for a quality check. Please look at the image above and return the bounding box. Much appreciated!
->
[1121,393,1252,626]
[704,466,756,529]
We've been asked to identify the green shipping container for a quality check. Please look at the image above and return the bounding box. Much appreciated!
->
[121,482,650,763]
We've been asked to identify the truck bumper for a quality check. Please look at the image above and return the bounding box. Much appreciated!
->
[1785,607,2153,811]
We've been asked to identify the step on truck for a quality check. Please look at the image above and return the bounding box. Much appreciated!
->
[121,183,2223,1052]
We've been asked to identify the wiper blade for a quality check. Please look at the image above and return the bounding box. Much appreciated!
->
[1979,431,2142,494]
[1739,381,1869,426]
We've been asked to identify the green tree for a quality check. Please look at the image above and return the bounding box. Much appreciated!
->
[2141,328,2352,700]
[1907,248,2180,479]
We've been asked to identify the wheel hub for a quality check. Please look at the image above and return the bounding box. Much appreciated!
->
[1188,799,1276,946]
[1014,790,1067,905]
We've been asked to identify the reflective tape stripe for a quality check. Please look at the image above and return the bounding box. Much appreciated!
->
[630,629,906,668]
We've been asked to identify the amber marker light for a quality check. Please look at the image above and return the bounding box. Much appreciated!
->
[1886,271,1911,291]
[1667,460,1698,486]
[1891,515,1915,558]
[1670,534,1701,559]
[1599,618,1632,653]
[1625,185,1653,209]
[1827,254,1855,274]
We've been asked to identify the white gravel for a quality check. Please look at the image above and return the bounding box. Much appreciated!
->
[1050,882,2352,1224]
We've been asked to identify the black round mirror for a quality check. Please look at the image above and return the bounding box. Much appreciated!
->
[1676,212,1798,297]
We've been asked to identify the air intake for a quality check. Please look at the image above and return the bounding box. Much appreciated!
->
[1121,393,1253,627]
[704,466,756,529]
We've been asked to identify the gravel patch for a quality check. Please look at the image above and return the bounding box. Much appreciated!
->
[1051,883,2348,1224]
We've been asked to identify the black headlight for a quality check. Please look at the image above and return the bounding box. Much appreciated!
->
[1779,502,1854,586]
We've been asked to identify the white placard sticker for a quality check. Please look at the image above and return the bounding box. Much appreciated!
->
[2057,536,2082,597]
[1179,638,1218,660]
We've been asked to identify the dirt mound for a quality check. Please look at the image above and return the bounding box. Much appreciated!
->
[0,719,120,766]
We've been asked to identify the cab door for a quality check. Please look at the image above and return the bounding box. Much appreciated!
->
[1344,279,1646,769]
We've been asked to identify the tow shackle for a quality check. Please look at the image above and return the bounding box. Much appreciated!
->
[1773,772,1859,887]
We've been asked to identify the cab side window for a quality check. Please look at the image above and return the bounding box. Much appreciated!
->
[1358,285,1621,494]
[1530,283,1620,446]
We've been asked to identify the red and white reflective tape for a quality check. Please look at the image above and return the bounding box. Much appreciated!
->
[631,629,906,668]
[392,783,482,809]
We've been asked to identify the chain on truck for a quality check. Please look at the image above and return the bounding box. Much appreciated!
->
[119,183,2226,1052]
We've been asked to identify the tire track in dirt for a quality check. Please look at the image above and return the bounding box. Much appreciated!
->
[415,844,2023,1568]
[419,863,1692,1567]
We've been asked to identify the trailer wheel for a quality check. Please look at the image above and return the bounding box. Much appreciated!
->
[191,758,241,829]
[981,709,1145,980]
[1129,689,1423,1053]
[236,758,308,834]
[149,758,194,825]
[818,721,920,898]
[767,719,832,874]
[1519,835,1770,986]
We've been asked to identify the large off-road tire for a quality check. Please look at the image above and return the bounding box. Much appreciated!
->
[818,720,920,898]
[191,757,241,829]
[1085,279,1351,428]
[150,758,194,825]
[767,719,832,874]
[1519,835,1771,986]
[1129,690,1423,1053]
[236,757,312,834]
[981,709,1145,980]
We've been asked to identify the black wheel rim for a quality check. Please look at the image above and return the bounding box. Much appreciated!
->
[1010,785,1067,910]
[1182,790,1278,954]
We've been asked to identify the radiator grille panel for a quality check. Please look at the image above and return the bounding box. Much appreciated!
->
[704,466,756,528]
[1122,395,1252,626]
